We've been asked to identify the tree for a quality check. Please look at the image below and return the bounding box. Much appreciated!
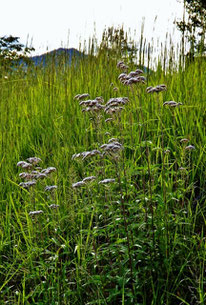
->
[98,26,138,64]
[177,0,206,57]
[0,35,34,63]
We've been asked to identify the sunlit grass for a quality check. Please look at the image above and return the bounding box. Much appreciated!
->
[0,27,205,304]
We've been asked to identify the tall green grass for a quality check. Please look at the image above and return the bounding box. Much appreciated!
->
[0,27,205,304]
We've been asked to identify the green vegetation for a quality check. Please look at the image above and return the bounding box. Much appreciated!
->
[0,28,205,304]
[0,35,34,73]
[176,0,206,57]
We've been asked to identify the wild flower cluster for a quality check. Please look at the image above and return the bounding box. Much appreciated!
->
[17,157,57,190]
[117,60,146,85]
[101,138,123,156]
[9,53,201,305]
[117,60,129,71]
[104,97,129,114]
[71,137,124,188]
[75,93,131,117]
[80,97,105,113]
[180,138,195,151]
[71,89,128,189]
[17,156,58,216]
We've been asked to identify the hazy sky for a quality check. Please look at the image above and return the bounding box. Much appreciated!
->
[0,0,184,55]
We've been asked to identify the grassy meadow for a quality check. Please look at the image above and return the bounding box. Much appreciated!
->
[0,29,206,304]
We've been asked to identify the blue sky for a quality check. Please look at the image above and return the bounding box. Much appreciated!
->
[0,0,185,55]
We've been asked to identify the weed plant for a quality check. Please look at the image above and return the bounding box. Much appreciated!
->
[0,27,205,304]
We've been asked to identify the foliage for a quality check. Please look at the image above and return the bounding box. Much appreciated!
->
[0,35,35,74]
[176,0,206,55]
[98,26,138,63]
[0,28,205,304]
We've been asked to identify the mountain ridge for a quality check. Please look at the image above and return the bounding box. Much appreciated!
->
[20,47,84,66]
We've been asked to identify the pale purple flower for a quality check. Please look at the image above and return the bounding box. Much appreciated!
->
[163,101,183,107]
[82,176,96,183]
[185,145,195,151]
[17,161,32,169]
[72,181,86,188]
[41,167,56,174]
[180,138,189,143]
[45,185,58,192]
[49,204,60,209]
[19,180,36,189]
[26,157,42,165]
[98,179,116,184]
[29,210,44,216]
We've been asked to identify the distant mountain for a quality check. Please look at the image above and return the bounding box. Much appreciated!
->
[19,48,84,67]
